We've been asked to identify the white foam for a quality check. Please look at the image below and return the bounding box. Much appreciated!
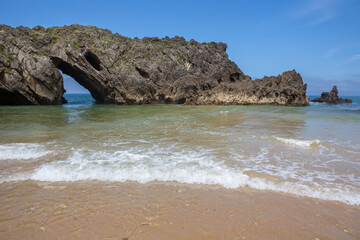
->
[250,178,360,205]
[274,137,321,148]
[21,147,360,205]
[29,148,249,189]
[0,143,51,160]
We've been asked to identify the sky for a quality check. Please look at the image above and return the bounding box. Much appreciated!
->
[1,0,359,95]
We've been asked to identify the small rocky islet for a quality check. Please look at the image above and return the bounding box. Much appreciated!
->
[1,24,310,106]
[311,86,352,104]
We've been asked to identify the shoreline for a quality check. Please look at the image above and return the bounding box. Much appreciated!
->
[1,180,359,239]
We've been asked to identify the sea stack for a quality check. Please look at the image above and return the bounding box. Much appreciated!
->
[0,24,309,106]
[311,86,352,104]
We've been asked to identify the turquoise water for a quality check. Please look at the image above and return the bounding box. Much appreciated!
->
[0,94,359,205]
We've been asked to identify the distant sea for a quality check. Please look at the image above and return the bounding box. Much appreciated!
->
[0,94,359,205]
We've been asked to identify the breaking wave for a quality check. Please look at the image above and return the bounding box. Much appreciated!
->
[14,148,359,205]
[274,137,322,148]
[0,143,51,160]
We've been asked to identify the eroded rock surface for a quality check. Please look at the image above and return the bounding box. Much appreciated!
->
[311,86,352,104]
[0,24,309,106]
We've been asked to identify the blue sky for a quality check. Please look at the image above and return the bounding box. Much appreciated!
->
[1,0,359,95]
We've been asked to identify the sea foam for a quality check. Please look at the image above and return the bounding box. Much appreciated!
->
[0,143,51,160]
[26,148,360,205]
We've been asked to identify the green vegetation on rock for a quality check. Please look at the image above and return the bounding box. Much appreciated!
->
[6,53,12,62]
[72,41,80,48]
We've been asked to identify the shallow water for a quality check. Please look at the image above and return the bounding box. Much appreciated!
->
[0,94,359,205]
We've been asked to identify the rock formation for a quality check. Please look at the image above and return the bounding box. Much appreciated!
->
[0,24,309,106]
[311,86,352,104]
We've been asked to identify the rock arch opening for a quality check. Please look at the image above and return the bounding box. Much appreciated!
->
[50,56,104,103]
[61,71,94,103]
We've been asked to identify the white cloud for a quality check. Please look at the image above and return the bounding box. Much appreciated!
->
[324,47,340,58]
[293,0,341,24]
[350,54,360,61]
[334,53,360,68]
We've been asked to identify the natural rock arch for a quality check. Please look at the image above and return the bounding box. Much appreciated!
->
[0,24,309,106]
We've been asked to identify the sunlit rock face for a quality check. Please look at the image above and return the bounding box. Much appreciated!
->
[0,24,309,106]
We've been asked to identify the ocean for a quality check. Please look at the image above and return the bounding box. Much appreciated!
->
[0,94,359,205]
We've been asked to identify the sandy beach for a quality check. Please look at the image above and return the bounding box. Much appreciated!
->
[1,181,359,240]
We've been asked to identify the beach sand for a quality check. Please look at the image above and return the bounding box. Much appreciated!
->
[0,181,359,240]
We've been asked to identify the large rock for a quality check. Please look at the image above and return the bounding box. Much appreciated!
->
[311,86,352,104]
[0,24,309,106]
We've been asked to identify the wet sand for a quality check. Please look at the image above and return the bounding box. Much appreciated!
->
[0,181,359,240]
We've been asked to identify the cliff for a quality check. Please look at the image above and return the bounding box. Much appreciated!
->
[0,24,309,106]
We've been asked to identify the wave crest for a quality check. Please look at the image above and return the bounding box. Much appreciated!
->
[274,137,321,148]
[18,149,360,205]
[0,143,51,160]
